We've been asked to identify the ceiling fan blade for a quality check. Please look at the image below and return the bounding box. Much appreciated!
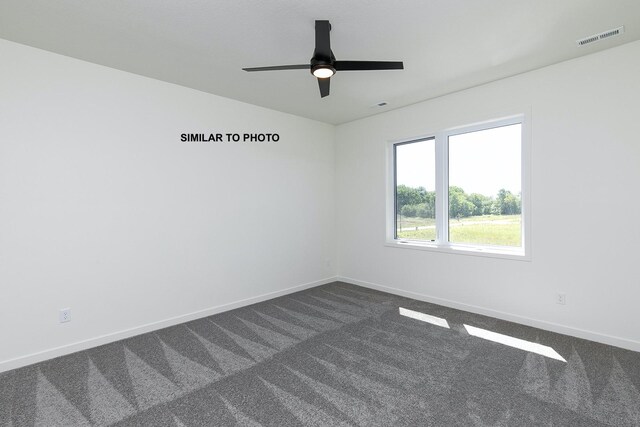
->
[334,61,404,71]
[318,78,330,98]
[314,20,332,60]
[242,64,309,72]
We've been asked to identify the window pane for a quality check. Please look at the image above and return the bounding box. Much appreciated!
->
[448,124,521,247]
[395,138,436,241]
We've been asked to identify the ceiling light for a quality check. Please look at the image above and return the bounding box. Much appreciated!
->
[312,65,335,78]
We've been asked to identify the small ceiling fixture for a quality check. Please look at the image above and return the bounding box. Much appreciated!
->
[312,64,335,79]
[242,20,404,98]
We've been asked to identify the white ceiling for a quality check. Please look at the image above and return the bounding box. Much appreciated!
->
[1,0,639,124]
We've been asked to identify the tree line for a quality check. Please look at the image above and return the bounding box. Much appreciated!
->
[397,185,521,219]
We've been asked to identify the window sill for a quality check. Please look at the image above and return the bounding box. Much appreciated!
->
[385,239,530,261]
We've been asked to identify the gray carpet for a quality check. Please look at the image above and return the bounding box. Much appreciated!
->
[1,281,639,426]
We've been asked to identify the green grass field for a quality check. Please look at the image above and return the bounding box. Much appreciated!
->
[397,214,521,247]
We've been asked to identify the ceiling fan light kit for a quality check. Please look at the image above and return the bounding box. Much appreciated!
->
[243,20,404,98]
[311,64,335,79]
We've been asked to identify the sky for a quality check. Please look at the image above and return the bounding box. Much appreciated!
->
[396,124,521,197]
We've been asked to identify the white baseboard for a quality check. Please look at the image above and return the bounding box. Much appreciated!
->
[0,276,339,373]
[337,276,640,353]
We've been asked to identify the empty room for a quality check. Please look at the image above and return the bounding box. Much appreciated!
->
[1,1,639,425]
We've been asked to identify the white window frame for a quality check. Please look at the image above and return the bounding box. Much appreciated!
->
[385,114,531,261]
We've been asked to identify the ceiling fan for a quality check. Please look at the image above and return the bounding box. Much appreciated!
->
[242,20,404,98]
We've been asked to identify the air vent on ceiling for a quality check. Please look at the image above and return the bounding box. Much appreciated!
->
[577,26,624,46]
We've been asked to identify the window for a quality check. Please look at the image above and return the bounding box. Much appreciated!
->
[387,116,529,258]
[394,138,436,242]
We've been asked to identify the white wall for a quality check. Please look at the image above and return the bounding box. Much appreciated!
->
[0,39,336,371]
[335,40,640,351]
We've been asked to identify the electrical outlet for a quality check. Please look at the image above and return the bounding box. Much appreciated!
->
[556,293,566,305]
[59,308,71,323]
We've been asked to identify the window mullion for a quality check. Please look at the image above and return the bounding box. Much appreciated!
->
[435,132,449,246]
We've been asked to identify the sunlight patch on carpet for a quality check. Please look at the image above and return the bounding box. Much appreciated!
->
[399,307,450,329]
[464,324,566,362]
